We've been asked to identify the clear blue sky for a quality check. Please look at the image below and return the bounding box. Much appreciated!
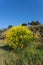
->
[0,0,43,28]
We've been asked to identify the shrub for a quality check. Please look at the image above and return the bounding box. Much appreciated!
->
[6,26,38,50]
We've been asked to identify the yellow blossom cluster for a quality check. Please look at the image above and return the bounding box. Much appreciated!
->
[6,26,38,49]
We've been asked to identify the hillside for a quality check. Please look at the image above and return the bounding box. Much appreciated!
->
[0,25,43,40]
[29,25,43,42]
[0,25,43,65]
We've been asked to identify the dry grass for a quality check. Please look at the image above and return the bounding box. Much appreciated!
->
[0,40,7,46]
[0,39,43,65]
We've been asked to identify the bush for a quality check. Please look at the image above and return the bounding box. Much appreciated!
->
[6,26,38,50]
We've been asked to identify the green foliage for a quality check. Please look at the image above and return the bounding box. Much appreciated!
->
[0,29,3,33]
[21,23,27,26]
[8,25,13,29]
[28,21,41,25]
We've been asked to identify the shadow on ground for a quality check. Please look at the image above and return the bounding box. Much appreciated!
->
[0,44,13,51]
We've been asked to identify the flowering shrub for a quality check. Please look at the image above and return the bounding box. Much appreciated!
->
[6,26,38,49]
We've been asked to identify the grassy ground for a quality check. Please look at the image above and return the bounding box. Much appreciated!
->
[0,40,18,65]
[0,40,6,64]
[0,39,43,65]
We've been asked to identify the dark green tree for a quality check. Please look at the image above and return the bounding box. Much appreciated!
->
[28,21,41,26]
[0,30,3,33]
[8,25,13,29]
[21,23,27,26]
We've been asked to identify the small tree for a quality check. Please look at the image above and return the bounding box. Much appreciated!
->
[8,25,13,29]
[21,23,27,26]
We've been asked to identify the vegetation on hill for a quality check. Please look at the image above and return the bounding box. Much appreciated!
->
[28,21,41,25]
[6,26,39,50]
[0,21,43,65]
[21,23,27,26]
